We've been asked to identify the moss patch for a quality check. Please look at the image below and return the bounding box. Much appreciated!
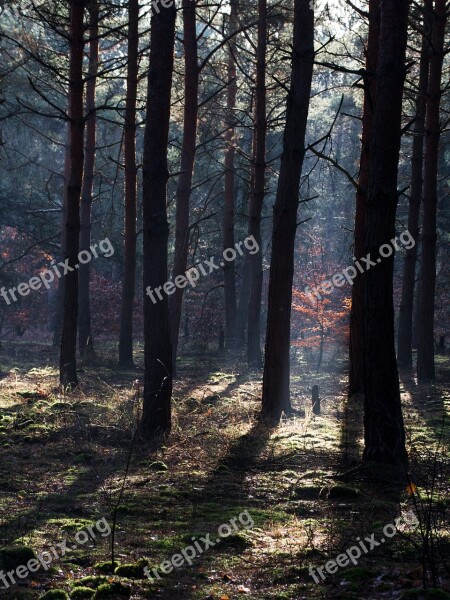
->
[70,588,96,600]
[38,591,70,600]
[92,581,131,599]
[0,546,36,571]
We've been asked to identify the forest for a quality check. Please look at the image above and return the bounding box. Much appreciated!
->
[0,0,449,598]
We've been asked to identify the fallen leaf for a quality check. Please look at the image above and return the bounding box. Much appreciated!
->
[406,483,417,495]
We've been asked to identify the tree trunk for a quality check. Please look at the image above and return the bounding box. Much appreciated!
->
[59,0,85,388]
[348,0,379,395]
[223,0,238,348]
[118,0,139,368]
[168,0,198,374]
[247,0,267,369]
[362,0,409,467]
[417,0,447,382]
[53,125,71,348]
[261,0,314,422]
[140,0,176,437]
[397,3,431,368]
[78,0,98,362]
[235,252,251,349]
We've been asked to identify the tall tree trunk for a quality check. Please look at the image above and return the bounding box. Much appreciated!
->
[235,251,251,349]
[417,0,447,382]
[53,124,71,348]
[59,0,85,388]
[223,0,238,348]
[261,0,314,422]
[168,0,198,373]
[78,0,98,361]
[118,0,139,368]
[397,3,431,368]
[348,0,380,395]
[140,0,176,437]
[362,0,409,467]
[247,0,267,369]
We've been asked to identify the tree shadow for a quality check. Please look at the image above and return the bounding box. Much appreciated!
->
[147,419,272,599]
[399,367,449,447]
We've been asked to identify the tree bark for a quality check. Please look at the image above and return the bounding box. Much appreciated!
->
[59,0,85,388]
[348,0,379,395]
[78,0,98,362]
[168,0,198,374]
[223,0,238,348]
[140,0,176,437]
[53,124,71,348]
[261,0,314,422]
[118,0,139,368]
[247,0,267,369]
[362,0,409,467]
[417,0,447,382]
[235,250,251,349]
[397,2,431,369]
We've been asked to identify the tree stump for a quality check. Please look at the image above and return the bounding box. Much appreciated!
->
[218,325,225,352]
[312,385,320,415]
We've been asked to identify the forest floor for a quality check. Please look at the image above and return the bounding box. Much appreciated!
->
[0,341,449,600]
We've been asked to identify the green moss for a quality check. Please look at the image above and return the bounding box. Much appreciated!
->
[72,576,109,589]
[148,461,168,472]
[73,452,96,464]
[340,567,375,582]
[59,518,98,533]
[38,591,70,600]
[114,561,146,578]
[218,532,253,551]
[94,560,119,573]
[70,589,95,600]
[92,581,131,599]
[0,545,36,571]
[50,402,71,410]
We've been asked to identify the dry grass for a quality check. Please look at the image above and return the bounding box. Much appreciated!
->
[0,342,449,599]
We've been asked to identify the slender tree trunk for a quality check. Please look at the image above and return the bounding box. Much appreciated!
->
[362,0,409,467]
[59,0,85,388]
[235,251,251,348]
[223,0,238,348]
[168,0,198,373]
[348,0,380,395]
[397,4,431,368]
[417,0,447,382]
[53,125,71,348]
[78,0,98,361]
[247,0,267,368]
[118,0,139,368]
[140,0,176,437]
[261,0,314,422]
